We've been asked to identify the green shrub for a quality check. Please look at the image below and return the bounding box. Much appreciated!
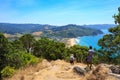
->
[64,56,70,62]
[6,51,39,68]
[22,53,39,66]
[1,66,15,77]
[93,55,100,64]
[50,53,56,60]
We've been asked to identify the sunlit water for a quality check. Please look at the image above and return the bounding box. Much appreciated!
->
[76,29,109,50]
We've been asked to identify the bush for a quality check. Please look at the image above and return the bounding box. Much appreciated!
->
[1,66,15,77]
[93,55,100,64]
[22,53,39,66]
[64,56,70,62]
[6,51,39,68]
[68,45,88,62]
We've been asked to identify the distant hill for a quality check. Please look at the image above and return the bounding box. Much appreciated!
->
[83,24,116,29]
[0,23,56,34]
[0,23,114,38]
[43,24,103,38]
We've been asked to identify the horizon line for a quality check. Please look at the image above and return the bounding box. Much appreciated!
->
[0,22,116,26]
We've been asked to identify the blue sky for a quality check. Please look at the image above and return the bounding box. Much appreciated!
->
[0,0,120,25]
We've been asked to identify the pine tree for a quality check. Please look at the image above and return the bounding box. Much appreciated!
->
[98,7,120,64]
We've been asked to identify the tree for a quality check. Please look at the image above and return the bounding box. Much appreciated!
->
[11,40,25,51]
[33,37,67,60]
[0,33,39,79]
[98,7,120,64]
[19,34,35,53]
[113,7,120,24]
[0,33,10,79]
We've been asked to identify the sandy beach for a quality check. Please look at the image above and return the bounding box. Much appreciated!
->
[67,38,76,47]
[61,38,76,47]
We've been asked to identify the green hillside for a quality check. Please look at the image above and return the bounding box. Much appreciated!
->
[44,24,103,38]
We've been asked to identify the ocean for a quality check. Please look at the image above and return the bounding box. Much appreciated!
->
[76,29,110,50]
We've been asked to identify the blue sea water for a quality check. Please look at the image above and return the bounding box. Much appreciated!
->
[76,29,109,50]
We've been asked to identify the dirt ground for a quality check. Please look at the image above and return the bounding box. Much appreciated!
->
[4,59,117,80]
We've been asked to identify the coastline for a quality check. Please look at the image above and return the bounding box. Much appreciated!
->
[61,38,77,47]
[68,38,77,47]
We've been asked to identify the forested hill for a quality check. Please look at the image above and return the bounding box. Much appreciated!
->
[0,23,56,34]
[43,24,103,38]
[0,23,112,38]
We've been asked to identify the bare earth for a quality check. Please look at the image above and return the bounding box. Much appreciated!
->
[5,60,118,80]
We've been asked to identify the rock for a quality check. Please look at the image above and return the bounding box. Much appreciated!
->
[64,66,71,71]
[86,64,116,80]
[73,66,86,76]
[108,73,120,79]
[86,74,97,80]
[92,65,110,75]
[109,66,120,74]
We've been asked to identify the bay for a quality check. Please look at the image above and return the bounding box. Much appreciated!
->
[76,29,110,50]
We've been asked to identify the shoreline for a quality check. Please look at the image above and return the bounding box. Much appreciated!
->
[61,38,77,47]
[68,38,77,47]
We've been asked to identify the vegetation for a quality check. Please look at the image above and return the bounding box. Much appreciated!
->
[0,6,120,80]
[0,23,103,39]
[1,66,15,77]
[19,34,35,53]
[44,24,103,38]
[0,23,55,34]
[0,33,39,79]
[0,32,91,79]
[33,37,67,60]
[98,7,120,64]
[67,45,88,62]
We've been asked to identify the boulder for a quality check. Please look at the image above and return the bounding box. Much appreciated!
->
[73,66,86,76]
[109,66,120,74]
[86,64,116,80]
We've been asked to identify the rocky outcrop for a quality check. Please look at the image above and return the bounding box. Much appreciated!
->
[109,66,120,74]
[86,64,116,80]
[108,65,120,79]
[4,60,119,80]
[73,66,86,76]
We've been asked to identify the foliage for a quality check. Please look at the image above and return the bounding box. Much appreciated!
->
[33,37,67,60]
[92,51,102,64]
[98,7,120,64]
[1,66,15,77]
[22,52,39,66]
[0,33,11,79]
[6,51,39,68]
[113,7,120,24]
[10,40,25,51]
[19,34,35,53]
[68,45,88,62]
[0,33,39,79]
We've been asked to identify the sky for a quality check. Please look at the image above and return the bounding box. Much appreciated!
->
[0,0,120,25]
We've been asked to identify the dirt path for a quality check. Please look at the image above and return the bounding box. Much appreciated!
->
[5,59,117,80]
